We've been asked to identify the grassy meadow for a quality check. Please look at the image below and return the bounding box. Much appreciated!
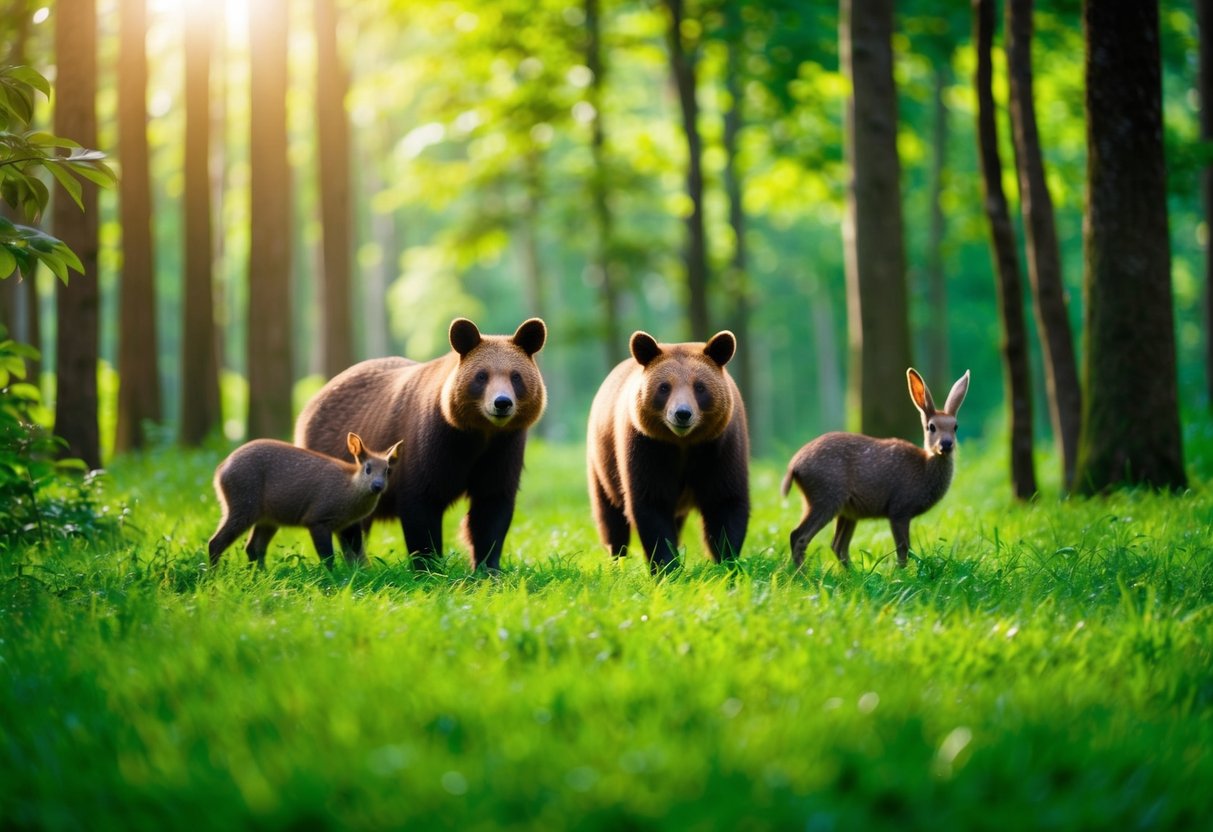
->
[3,435,1213,830]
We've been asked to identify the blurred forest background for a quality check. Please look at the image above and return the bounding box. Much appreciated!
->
[0,0,1208,495]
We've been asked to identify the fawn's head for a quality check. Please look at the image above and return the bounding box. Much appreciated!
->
[347,432,402,494]
[907,369,970,457]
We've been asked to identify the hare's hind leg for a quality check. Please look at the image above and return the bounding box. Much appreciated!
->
[789,501,839,568]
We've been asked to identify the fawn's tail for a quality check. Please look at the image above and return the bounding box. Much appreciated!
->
[780,467,795,498]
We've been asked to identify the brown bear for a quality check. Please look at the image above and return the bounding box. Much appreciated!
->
[587,329,750,573]
[294,317,547,571]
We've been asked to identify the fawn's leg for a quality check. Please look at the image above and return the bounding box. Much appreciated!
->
[308,526,338,569]
[208,514,249,566]
[245,525,278,568]
[889,517,912,567]
[789,501,840,568]
[831,516,857,567]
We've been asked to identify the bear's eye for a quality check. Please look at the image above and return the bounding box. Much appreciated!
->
[693,381,706,395]
[657,382,672,396]
[474,370,489,384]
[510,370,522,384]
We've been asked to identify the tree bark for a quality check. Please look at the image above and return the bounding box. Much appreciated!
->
[1199,0,1213,411]
[1006,0,1081,490]
[974,0,1037,500]
[246,0,294,440]
[663,0,710,340]
[180,0,223,446]
[925,58,950,386]
[52,0,101,469]
[840,0,913,440]
[1075,0,1185,492]
[721,0,753,441]
[585,0,623,364]
[114,0,162,453]
[314,0,353,378]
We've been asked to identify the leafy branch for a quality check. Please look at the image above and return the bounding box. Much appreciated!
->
[0,64,116,282]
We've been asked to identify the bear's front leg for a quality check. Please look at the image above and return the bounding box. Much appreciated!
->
[464,486,516,572]
[630,501,681,574]
[399,503,445,571]
[698,496,749,563]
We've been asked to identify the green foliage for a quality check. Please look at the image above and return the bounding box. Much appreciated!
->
[0,330,124,551]
[0,64,116,282]
[2,440,1211,828]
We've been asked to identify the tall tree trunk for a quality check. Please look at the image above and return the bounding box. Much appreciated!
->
[840,0,912,439]
[1199,0,1213,411]
[519,155,556,440]
[721,0,753,441]
[974,0,1037,500]
[924,58,950,386]
[314,0,353,378]
[52,0,101,469]
[114,0,162,453]
[585,0,623,364]
[1075,0,1185,492]
[1006,0,1081,490]
[180,0,222,446]
[663,0,710,340]
[246,0,294,439]
[362,125,395,359]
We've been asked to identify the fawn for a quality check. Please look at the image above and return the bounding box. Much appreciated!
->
[781,368,970,569]
[208,432,402,568]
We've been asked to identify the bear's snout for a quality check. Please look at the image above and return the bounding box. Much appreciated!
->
[666,403,697,434]
[488,394,516,420]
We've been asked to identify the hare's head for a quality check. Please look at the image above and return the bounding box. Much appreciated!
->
[907,369,970,457]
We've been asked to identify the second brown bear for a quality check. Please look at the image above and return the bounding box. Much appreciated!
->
[587,330,750,573]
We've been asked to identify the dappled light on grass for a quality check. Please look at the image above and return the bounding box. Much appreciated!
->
[2,439,1212,828]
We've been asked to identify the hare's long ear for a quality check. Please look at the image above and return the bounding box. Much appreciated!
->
[347,432,366,461]
[906,368,936,416]
[944,370,971,415]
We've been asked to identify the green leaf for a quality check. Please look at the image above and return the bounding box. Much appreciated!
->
[59,244,84,274]
[45,161,84,209]
[4,65,52,98]
[0,244,15,279]
[69,160,117,188]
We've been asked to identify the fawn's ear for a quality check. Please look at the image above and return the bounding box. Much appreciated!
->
[449,318,482,356]
[630,331,662,367]
[703,331,736,367]
[944,370,970,415]
[347,432,365,460]
[386,440,403,465]
[906,368,937,416]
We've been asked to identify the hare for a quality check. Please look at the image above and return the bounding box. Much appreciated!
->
[781,368,970,569]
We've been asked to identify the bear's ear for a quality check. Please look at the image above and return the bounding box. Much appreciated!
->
[630,331,662,367]
[512,318,547,356]
[449,318,482,356]
[703,331,736,367]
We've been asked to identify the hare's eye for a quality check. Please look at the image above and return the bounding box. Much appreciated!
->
[954,424,959,435]
[364,462,373,474]
[928,423,937,433]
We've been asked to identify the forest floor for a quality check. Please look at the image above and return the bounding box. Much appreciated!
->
[3,437,1212,830]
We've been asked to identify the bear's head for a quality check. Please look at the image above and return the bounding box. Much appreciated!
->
[441,317,548,433]
[628,330,737,444]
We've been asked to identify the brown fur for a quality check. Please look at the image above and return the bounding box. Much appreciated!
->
[782,368,970,569]
[294,318,547,571]
[208,432,402,568]
[587,330,750,573]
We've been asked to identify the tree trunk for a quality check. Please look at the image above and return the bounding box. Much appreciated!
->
[114,0,162,453]
[246,0,294,440]
[925,58,950,386]
[1075,0,1185,492]
[314,0,353,378]
[974,0,1037,500]
[721,0,753,443]
[1199,0,1213,411]
[1006,0,1081,491]
[663,0,710,340]
[840,0,912,440]
[585,0,623,364]
[52,0,101,470]
[180,0,222,446]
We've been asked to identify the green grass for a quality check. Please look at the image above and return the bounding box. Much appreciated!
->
[3,438,1213,830]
